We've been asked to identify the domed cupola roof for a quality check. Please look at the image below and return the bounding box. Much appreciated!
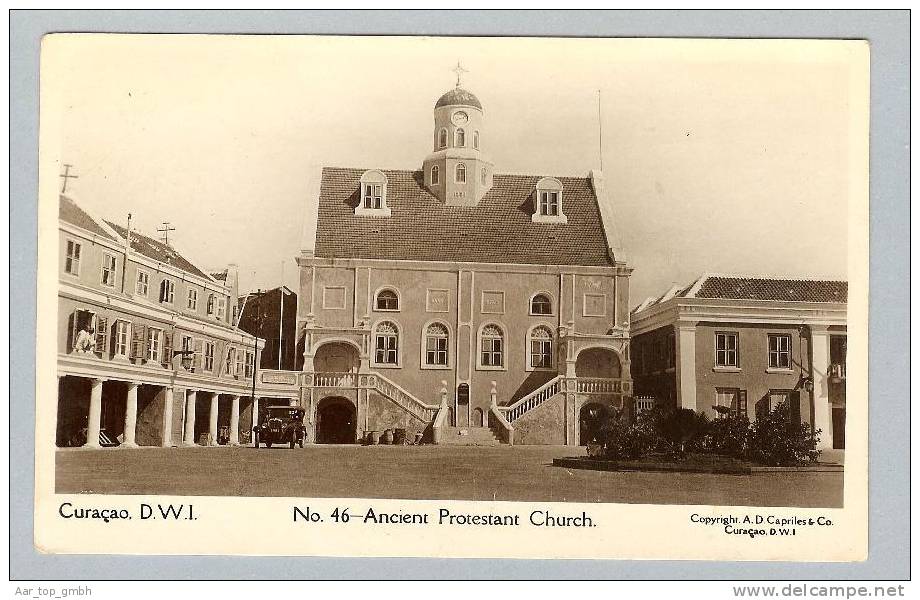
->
[435,87,482,110]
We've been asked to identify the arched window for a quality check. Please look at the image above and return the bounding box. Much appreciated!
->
[438,128,448,149]
[455,128,466,147]
[530,293,553,315]
[424,322,449,366]
[480,324,504,368]
[533,177,567,223]
[481,167,487,186]
[375,289,399,311]
[473,130,480,149]
[455,163,466,183]
[357,170,390,215]
[431,165,440,185]
[374,321,399,365]
[529,326,554,369]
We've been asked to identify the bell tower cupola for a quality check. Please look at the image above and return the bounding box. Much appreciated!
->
[423,62,494,206]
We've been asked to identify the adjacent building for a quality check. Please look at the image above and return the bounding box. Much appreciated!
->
[295,82,634,445]
[630,275,848,449]
[237,286,299,371]
[56,195,299,448]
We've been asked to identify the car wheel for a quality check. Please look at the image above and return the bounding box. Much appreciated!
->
[266,440,272,448]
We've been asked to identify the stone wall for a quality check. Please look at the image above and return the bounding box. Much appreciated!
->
[511,393,565,445]
[365,392,427,440]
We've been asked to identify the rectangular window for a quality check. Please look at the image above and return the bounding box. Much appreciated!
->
[426,336,448,366]
[768,334,792,369]
[244,351,254,377]
[715,332,739,367]
[216,297,226,319]
[187,289,198,311]
[94,317,108,357]
[481,338,503,367]
[146,327,162,362]
[180,335,193,369]
[101,252,117,287]
[160,279,175,304]
[540,191,559,216]
[204,341,215,372]
[225,347,236,376]
[375,334,398,365]
[363,184,382,209]
[235,347,244,375]
[530,339,553,369]
[135,270,150,296]
[65,240,82,275]
[715,387,740,417]
[113,320,131,358]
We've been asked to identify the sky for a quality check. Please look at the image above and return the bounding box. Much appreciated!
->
[43,35,863,304]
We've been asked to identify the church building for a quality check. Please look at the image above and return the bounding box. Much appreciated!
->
[296,79,634,445]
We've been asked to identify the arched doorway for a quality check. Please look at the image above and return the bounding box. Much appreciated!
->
[316,397,356,444]
[313,342,360,374]
[579,402,609,446]
[473,407,484,428]
[575,347,621,379]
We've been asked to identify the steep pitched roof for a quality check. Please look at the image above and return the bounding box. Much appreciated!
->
[313,167,614,267]
[59,195,118,241]
[104,221,211,280]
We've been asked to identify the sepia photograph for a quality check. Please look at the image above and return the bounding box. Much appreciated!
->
[32,32,869,560]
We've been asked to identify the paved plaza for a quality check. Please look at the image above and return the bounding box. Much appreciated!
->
[56,445,844,507]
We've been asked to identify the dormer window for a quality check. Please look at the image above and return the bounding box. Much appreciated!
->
[438,128,448,149]
[364,185,382,209]
[455,128,466,147]
[532,177,567,224]
[355,170,391,217]
[431,165,440,185]
[455,163,466,183]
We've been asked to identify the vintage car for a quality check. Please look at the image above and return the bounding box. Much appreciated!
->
[253,406,306,449]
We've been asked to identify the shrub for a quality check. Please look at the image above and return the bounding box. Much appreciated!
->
[746,401,821,466]
[704,410,750,458]
[597,409,656,460]
[654,407,709,457]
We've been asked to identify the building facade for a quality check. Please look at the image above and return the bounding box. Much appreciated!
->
[237,286,299,371]
[56,195,299,449]
[630,275,848,449]
[295,83,633,446]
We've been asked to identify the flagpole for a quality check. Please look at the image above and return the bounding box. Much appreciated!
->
[278,261,284,370]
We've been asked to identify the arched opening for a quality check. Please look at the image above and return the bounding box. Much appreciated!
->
[473,407,484,428]
[575,347,622,379]
[316,397,356,444]
[456,383,470,427]
[579,402,609,446]
[313,342,360,374]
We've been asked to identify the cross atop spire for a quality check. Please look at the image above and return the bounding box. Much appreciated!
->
[451,61,468,88]
[60,163,79,194]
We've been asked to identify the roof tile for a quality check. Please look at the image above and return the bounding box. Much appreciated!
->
[314,167,613,266]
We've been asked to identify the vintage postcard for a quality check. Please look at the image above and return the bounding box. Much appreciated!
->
[34,34,868,560]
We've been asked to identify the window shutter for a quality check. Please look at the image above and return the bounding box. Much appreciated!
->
[737,390,747,417]
[131,324,147,361]
[194,339,203,371]
[161,331,173,368]
[68,311,77,352]
[94,317,108,357]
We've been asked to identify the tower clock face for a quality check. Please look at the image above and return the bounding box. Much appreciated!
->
[452,111,469,126]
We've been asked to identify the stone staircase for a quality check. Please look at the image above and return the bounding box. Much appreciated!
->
[437,426,502,446]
